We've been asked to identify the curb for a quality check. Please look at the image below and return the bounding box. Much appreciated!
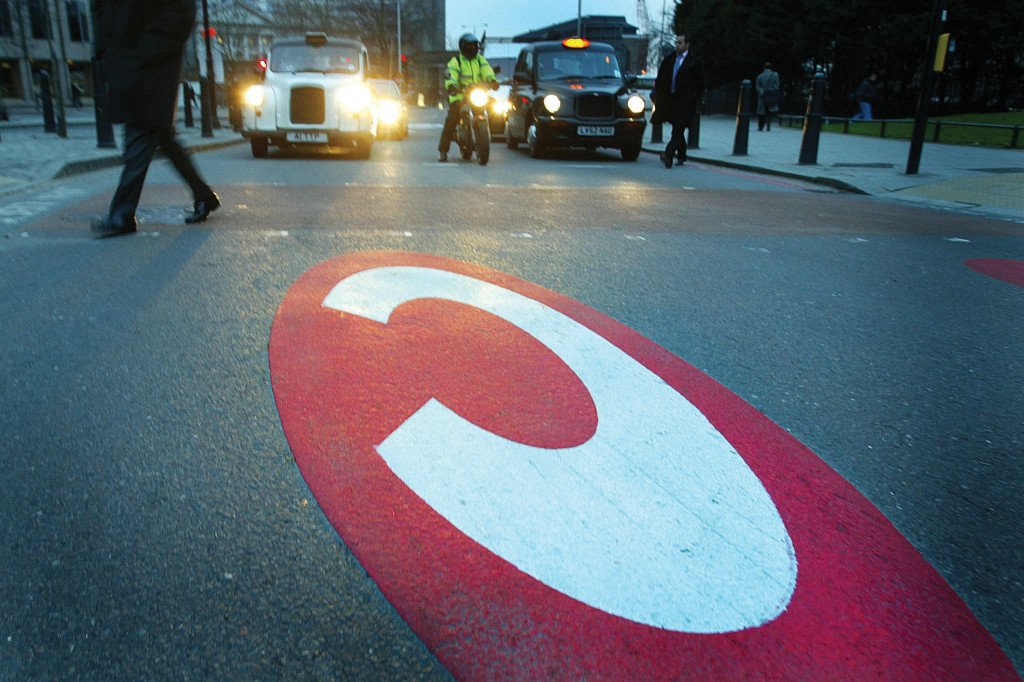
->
[640,145,868,195]
[53,137,245,180]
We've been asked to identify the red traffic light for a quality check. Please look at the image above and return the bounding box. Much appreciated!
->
[257,57,268,71]
[400,53,409,63]
[202,27,217,38]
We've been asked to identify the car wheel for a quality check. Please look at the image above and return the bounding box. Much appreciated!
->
[620,143,641,162]
[352,139,372,159]
[527,123,545,159]
[505,120,519,149]
[250,138,268,158]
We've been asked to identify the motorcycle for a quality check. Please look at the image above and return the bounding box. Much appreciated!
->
[455,83,492,165]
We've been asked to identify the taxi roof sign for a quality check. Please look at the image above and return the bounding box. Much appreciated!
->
[305,32,328,46]
[562,38,591,49]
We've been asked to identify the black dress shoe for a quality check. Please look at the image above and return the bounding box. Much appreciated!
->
[90,216,137,237]
[659,154,672,169]
[184,193,220,224]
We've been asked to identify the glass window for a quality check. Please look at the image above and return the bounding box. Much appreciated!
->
[536,48,621,81]
[29,0,49,40]
[270,44,361,74]
[0,1,13,37]
[66,1,89,42]
[369,79,400,99]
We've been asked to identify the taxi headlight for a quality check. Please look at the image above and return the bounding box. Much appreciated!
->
[468,87,489,108]
[243,84,266,107]
[627,95,645,114]
[339,85,372,112]
[543,94,561,114]
[379,100,401,124]
[491,99,510,115]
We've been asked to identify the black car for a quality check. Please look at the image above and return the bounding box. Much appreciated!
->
[505,39,647,160]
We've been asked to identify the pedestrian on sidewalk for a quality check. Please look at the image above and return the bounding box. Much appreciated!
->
[91,0,220,238]
[851,73,878,121]
[755,62,780,131]
[652,34,706,168]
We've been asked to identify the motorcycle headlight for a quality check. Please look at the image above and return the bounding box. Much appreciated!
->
[543,94,561,114]
[339,85,372,112]
[468,87,489,108]
[378,100,401,124]
[243,84,266,107]
[491,99,510,115]
[627,95,645,114]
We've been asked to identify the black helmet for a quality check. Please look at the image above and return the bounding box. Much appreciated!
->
[458,33,480,58]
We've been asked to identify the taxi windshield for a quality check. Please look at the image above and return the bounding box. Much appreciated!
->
[271,45,360,74]
[536,49,621,80]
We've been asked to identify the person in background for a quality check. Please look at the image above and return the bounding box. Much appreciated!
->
[852,73,879,121]
[91,0,220,237]
[652,34,706,168]
[755,62,780,131]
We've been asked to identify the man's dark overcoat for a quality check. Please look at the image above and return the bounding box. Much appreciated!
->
[651,50,706,126]
[93,0,195,128]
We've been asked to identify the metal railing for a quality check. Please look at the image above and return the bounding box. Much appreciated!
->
[776,113,1023,149]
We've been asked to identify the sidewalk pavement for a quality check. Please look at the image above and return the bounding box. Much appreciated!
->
[0,103,242,198]
[2,103,1021,223]
[641,115,1024,223]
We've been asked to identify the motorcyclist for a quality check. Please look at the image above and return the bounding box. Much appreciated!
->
[437,33,499,162]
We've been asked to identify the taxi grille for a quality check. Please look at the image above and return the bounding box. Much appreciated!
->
[577,94,614,120]
[290,87,325,124]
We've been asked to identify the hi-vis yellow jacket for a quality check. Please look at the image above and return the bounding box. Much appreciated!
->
[445,53,497,103]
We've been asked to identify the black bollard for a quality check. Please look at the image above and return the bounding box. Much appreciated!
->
[799,73,827,165]
[732,80,752,155]
[183,82,194,128]
[688,107,701,150]
[40,70,57,133]
[92,60,117,148]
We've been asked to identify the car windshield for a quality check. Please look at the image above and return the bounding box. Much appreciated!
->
[369,80,400,99]
[536,49,621,81]
[271,44,360,74]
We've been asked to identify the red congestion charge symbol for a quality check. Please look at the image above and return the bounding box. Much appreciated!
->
[966,258,1024,288]
[269,251,1018,680]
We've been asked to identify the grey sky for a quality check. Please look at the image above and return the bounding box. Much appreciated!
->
[443,0,645,49]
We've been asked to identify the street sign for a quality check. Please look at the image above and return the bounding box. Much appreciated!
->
[269,251,1017,679]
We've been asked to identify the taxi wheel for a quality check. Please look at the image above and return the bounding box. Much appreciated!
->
[505,121,519,150]
[527,123,546,159]
[250,138,268,158]
[620,143,641,162]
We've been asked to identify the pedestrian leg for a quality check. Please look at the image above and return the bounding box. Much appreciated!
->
[108,126,160,222]
[157,127,214,201]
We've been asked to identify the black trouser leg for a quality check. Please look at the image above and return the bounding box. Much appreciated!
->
[108,125,160,222]
[438,103,460,152]
[758,114,766,130]
[157,126,213,201]
[765,110,773,131]
[664,119,688,162]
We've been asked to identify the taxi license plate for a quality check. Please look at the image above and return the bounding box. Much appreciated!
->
[287,132,328,143]
[578,125,614,136]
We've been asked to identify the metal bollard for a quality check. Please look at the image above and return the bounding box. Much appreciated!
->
[688,107,701,149]
[40,70,57,133]
[732,80,752,155]
[798,72,827,165]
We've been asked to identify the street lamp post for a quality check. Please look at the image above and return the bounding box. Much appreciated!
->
[200,0,215,138]
[397,0,403,78]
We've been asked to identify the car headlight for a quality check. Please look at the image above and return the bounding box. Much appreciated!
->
[243,84,266,107]
[468,87,489,108]
[543,94,561,114]
[627,95,645,114]
[378,100,401,125]
[491,99,510,115]
[339,85,372,112]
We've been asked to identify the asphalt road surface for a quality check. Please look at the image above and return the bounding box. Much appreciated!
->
[1,108,1021,679]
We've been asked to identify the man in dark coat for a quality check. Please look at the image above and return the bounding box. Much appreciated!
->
[91,0,220,237]
[652,34,706,168]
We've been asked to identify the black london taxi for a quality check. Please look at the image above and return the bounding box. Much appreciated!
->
[505,39,647,160]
